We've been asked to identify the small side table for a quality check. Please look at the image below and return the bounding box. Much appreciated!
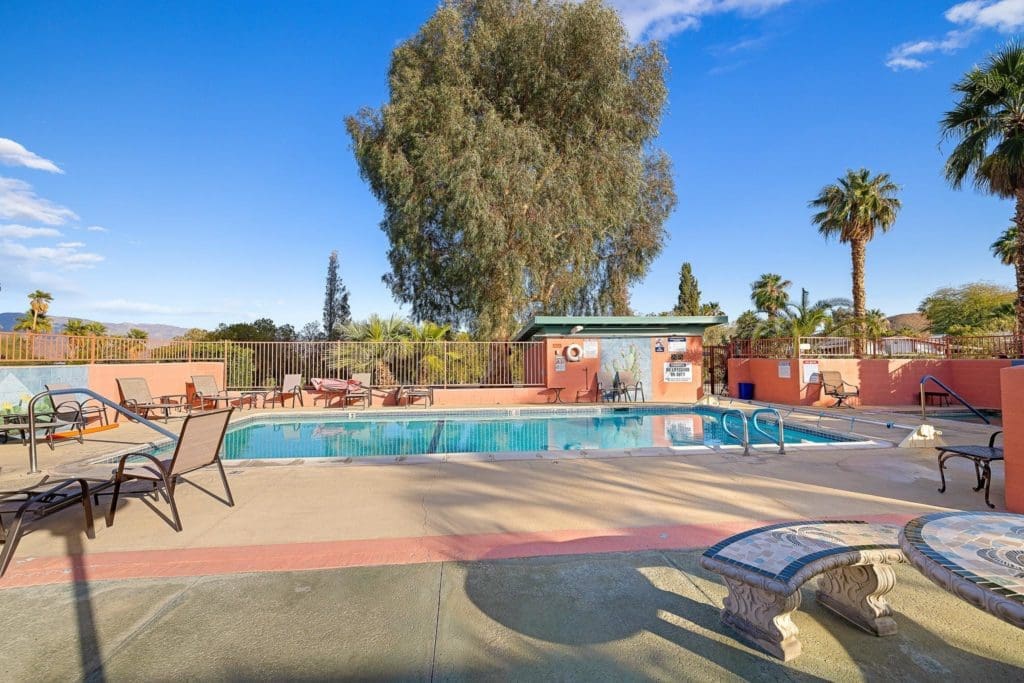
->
[547,387,565,404]
[924,391,951,406]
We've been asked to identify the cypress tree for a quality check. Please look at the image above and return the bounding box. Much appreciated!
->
[323,250,351,340]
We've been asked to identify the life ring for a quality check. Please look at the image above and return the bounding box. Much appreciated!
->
[565,344,583,362]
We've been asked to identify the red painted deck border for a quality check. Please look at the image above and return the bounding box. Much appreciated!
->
[1,513,916,589]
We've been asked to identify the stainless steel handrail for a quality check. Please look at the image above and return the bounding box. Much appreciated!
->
[720,409,750,456]
[27,388,179,474]
[919,375,990,424]
[751,408,785,454]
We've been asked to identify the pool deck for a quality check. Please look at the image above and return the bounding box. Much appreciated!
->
[1,402,1019,679]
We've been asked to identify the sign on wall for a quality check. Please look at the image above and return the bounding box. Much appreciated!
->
[554,356,567,372]
[582,339,599,359]
[801,360,820,383]
[778,361,791,379]
[663,361,692,382]
[668,336,687,353]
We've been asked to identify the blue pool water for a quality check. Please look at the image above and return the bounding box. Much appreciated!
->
[194,407,861,460]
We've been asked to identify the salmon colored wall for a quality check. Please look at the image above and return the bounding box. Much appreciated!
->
[87,362,225,408]
[728,358,1009,408]
[648,336,703,402]
[544,337,602,402]
[1000,366,1024,512]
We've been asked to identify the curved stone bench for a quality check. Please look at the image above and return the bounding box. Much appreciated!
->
[700,520,906,661]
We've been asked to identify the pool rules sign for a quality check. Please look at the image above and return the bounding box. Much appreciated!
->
[663,360,693,382]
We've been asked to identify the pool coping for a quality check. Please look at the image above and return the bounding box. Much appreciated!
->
[82,403,893,469]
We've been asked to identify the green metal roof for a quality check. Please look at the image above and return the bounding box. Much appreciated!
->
[513,315,729,341]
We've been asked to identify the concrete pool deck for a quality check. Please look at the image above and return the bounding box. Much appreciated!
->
[0,403,1017,679]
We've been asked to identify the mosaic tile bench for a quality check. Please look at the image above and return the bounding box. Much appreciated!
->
[700,520,906,661]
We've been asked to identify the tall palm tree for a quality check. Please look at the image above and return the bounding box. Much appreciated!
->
[27,290,53,331]
[942,42,1024,339]
[750,274,792,319]
[992,225,1017,266]
[809,169,900,354]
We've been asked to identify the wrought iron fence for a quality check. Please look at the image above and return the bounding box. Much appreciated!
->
[729,335,1021,359]
[0,332,546,388]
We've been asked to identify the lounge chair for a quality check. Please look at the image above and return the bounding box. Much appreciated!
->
[617,370,645,402]
[311,378,349,406]
[105,408,235,532]
[115,377,189,422]
[191,374,248,410]
[937,431,1004,509]
[820,371,860,408]
[46,383,108,427]
[263,373,304,408]
[1,477,109,576]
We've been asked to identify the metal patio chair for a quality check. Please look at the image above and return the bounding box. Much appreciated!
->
[617,370,645,402]
[820,371,860,408]
[262,373,304,408]
[191,374,239,410]
[46,383,109,427]
[116,377,190,422]
[105,408,235,532]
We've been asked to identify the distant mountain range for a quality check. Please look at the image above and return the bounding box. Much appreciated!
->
[0,313,190,339]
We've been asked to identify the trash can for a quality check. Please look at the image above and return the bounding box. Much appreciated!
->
[737,382,754,400]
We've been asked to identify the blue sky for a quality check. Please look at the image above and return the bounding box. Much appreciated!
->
[1,0,1020,332]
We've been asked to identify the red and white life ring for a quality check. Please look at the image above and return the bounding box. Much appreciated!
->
[565,344,583,362]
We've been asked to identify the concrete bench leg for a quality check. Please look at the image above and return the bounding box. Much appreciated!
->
[720,577,803,661]
[816,563,898,636]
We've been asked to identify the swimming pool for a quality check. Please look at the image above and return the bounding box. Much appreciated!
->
[168,406,865,461]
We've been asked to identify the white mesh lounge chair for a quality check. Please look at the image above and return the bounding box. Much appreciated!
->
[263,373,304,408]
[115,377,189,422]
[105,408,235,532]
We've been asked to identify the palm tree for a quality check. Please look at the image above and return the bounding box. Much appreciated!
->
[750,274,792,319]
[759,289,851,339]
[942,42,1024,339]
[331,315,411,386]
[992,225,1017,266]
[809,169,900,354]
[27,290,53,331]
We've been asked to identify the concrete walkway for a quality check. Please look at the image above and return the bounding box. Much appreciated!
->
[0,405,1018,680]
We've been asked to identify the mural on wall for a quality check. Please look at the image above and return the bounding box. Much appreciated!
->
[599,338,652,392]
[0,366,89,411]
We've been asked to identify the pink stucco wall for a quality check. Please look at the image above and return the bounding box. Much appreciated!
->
[728,358,1009,408]
[88,362,225,407]
[1001,366,1024,512]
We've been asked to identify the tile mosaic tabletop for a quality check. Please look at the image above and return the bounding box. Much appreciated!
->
[903,512,1024,600]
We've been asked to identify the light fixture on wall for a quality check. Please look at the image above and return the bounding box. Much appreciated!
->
[569,325,584,335]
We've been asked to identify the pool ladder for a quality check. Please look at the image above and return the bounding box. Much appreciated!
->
[721,408,786,456]
[919,375,990,424]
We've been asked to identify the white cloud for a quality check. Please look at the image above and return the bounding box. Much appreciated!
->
[85,225,109,232]
[887,1,1024,71]
[946,0,1024,31]
[89,299,222,317]
[602,0,793,42]
[0,138,63,174]
[56,241,85,248]
[3,239,104,269]
[0,224,62,239]
[0,177,78,225]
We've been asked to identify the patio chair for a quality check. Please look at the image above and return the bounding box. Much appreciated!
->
[191,374,247,410]
[105,408,235,532]
[617,370,645,402]
[344,373,372,408]
[46,383,108,427]
[1,477,108,576]
[263,373,304,408]
[820,371,860,408]
[595,370,623,402]
[937,431,1004,509]
[116,377,189,422]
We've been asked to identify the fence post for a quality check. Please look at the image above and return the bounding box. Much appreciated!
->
[89,336,97,364]
[187,340,193,364]
[223,340,229,388]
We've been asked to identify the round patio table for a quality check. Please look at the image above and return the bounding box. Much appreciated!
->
[900,511,1024,629]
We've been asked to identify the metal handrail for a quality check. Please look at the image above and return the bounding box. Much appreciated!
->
[720,409,750,456]
[919,375,990,424]
[27,388,179,474]
[751,408,785,454]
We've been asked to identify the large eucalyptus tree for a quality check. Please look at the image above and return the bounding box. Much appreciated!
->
[347,0,676,338]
